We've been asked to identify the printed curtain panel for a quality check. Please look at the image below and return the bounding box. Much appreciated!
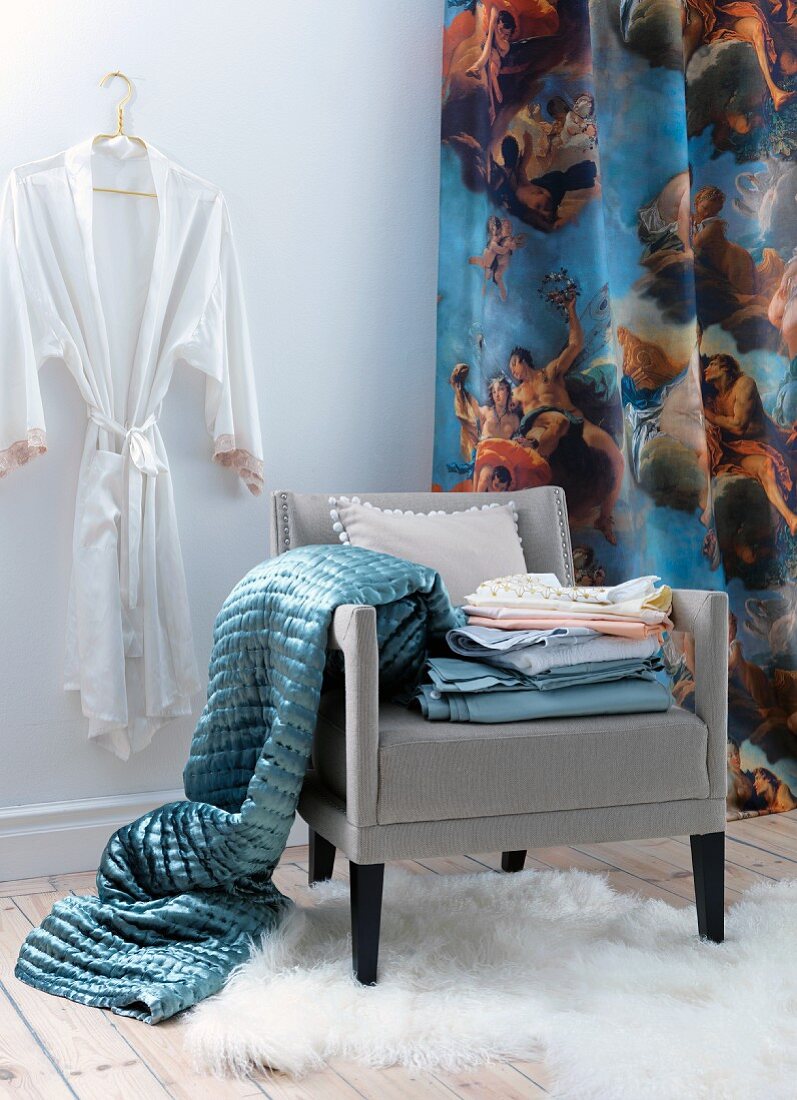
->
[433,0,797,817]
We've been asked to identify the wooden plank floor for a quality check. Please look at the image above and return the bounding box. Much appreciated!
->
[2,813,796,1099]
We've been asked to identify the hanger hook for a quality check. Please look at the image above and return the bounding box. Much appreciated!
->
[99,71,133,137]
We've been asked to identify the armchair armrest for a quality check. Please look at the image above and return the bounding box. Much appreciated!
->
[669,589,729,801]
[327,604,379,826]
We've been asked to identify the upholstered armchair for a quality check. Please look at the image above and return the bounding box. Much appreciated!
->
[269,486,728,984]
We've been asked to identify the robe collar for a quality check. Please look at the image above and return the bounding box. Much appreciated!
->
[63,139,171,420]
[64,137,169,202]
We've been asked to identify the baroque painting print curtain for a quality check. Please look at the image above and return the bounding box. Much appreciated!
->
[433,0,797,817]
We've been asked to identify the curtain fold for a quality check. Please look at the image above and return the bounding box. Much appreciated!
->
[433,0,797,817]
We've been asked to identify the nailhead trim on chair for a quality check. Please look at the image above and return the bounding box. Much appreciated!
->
[280,492,290,548]
[553,487,573,584]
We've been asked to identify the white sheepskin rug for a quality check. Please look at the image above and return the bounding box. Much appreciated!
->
[185,866,797,1098]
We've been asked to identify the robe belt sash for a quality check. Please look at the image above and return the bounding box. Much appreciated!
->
[87,407,166,609]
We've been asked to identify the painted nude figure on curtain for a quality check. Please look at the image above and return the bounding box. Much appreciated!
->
[683,0,797,112]
[702,354,797,536]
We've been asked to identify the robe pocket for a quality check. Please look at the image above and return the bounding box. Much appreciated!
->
[78,449,124,551]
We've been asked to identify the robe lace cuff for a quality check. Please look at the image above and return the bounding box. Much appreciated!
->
[213,435,264,496]
[0,429,47,478]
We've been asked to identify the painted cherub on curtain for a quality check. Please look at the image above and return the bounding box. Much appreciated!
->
[465,5,524,122]
[571,544,607,586]
[539,97,568,151]
[444,0,560,121]
[553,93,598,158]
[514,94,596,170]
[468,7,515,121]
[469,215,527,298]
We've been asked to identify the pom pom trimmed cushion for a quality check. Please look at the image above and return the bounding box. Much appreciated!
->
[328,496,526,606]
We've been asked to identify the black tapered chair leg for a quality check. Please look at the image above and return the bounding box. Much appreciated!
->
[308,828,336,885]
[350,861,384,985]
[690,830,725,943]
[501,850,527,873]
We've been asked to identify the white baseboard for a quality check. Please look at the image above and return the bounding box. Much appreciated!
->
[0,790,309,881]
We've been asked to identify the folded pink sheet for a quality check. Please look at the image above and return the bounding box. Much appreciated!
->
[466,614,668,641]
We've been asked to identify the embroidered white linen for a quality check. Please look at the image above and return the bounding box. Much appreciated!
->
[0,140,263,758]
[464,573,673,625]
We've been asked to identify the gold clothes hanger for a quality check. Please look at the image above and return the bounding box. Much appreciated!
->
[92,71,157,199]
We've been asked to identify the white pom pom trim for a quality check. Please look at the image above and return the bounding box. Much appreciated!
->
[328,495,522,547]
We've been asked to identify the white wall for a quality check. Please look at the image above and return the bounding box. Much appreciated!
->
[0,1,442,836]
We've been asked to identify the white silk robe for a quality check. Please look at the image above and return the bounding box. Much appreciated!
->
[0,139,263,759]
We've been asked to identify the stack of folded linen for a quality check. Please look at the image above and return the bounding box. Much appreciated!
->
[414,572,674,723]
[463,572,672,639]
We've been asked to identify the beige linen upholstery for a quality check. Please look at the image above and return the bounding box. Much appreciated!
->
[269,487,727,865]
[314,695,710,824]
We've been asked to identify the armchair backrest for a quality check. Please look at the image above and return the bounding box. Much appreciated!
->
[270,486,575,585]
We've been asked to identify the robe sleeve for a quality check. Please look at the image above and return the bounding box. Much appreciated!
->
[0,175,47,479]
[188,198,263,495]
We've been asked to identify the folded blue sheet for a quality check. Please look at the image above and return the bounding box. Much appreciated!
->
[425,655,664,694]
[415,676,672,722]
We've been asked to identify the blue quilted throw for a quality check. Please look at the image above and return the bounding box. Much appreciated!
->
[15,545,459,1023]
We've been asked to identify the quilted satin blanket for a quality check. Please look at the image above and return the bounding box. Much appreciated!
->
[15,545,459,1022]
